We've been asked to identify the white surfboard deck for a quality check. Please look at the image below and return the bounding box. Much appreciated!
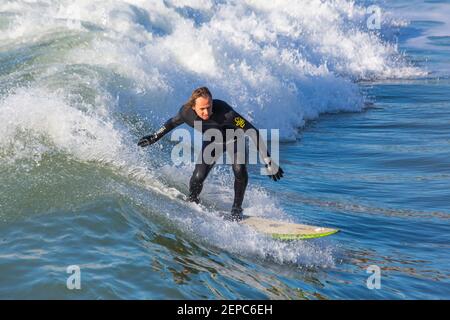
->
[239,216,339,240]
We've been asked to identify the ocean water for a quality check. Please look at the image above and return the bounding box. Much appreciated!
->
[0,0,449,299]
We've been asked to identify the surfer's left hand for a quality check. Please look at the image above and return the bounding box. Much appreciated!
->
[263,157,284,181]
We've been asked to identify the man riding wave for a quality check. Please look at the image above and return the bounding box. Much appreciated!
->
[138,87,284,221]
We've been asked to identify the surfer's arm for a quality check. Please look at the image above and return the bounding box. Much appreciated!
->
[138,111,185,147]
[228,110,284,181]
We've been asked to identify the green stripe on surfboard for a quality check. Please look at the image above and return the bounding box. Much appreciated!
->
[239,216,339,240]
[270,229,340,240]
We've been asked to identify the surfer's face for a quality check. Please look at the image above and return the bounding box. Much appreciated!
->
[193,96,212,120]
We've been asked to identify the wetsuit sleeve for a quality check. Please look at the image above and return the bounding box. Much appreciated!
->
[226,109,271,159]
[151,108,185,143]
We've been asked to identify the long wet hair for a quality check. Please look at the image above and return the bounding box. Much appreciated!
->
[184,87,212,109]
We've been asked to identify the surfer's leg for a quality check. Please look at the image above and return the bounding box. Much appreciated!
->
[229,140,248,220]
[188,163,214,203]
[231,163,248,215]
[188,140,219,203]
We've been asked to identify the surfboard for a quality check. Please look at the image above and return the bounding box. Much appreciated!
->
[143,183,338,240]
[239,216,339,240]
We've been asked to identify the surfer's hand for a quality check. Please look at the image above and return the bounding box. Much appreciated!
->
[138,134,158,147]
[263,157,284,181]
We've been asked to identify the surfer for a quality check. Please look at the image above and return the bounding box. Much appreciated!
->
[138,87,284,221]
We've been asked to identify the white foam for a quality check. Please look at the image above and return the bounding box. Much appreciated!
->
[0,0,426,141]
[0,87,125,165]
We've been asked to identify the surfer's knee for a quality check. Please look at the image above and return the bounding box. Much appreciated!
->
[191,165,209,184]
[232,164,248,182]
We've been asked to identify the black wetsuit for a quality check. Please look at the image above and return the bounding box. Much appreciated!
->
[145,99,268,213]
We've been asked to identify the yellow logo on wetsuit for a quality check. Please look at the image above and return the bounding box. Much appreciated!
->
[234,117,246,128]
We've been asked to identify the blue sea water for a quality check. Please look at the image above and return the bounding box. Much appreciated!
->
[0,0,449,299]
